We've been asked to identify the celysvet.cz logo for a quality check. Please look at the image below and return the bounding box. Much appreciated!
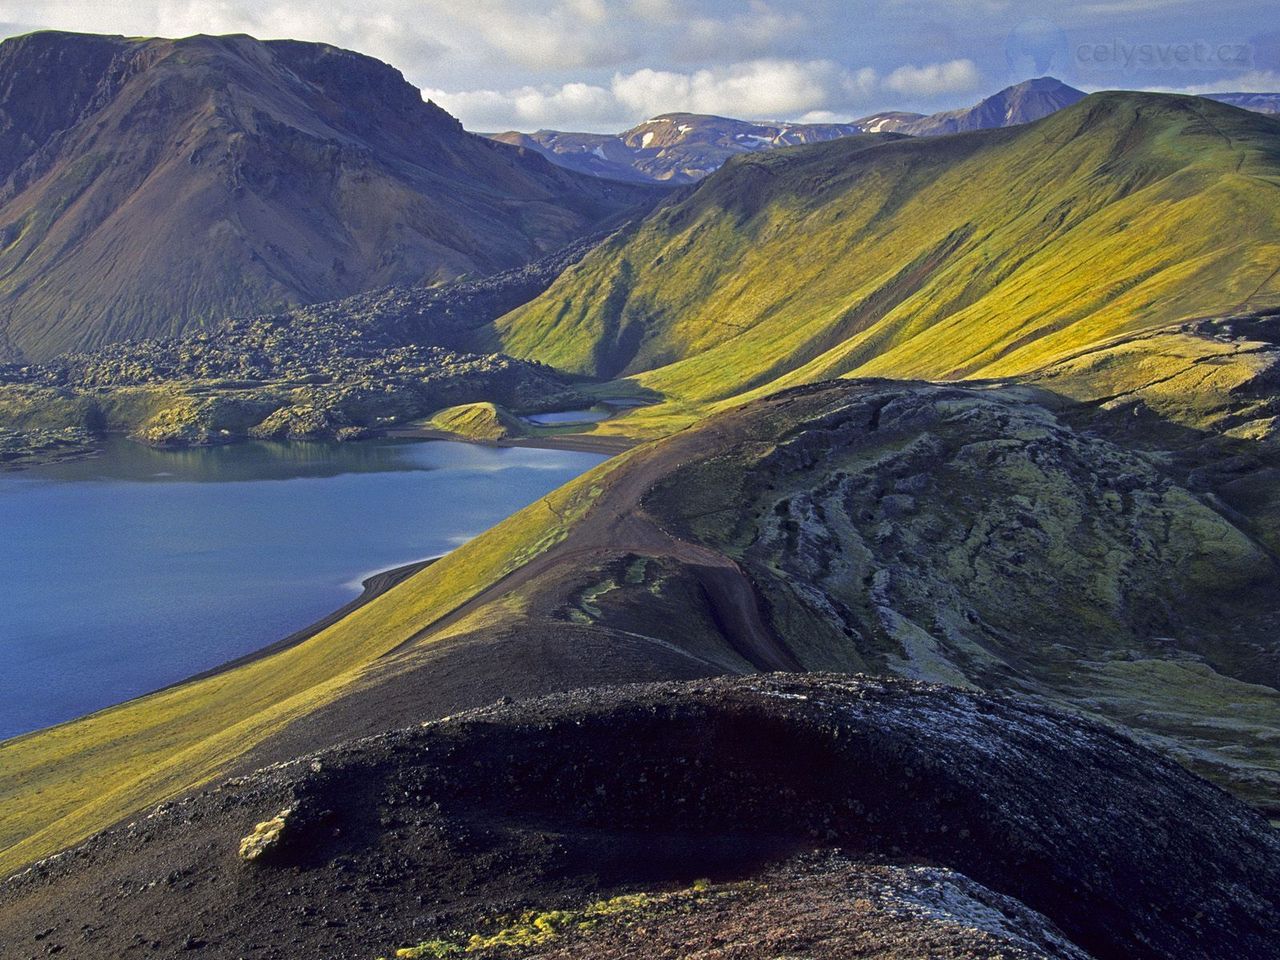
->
[1076,40,1253,71]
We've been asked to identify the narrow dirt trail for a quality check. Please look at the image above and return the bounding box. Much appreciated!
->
[387,427,801,672]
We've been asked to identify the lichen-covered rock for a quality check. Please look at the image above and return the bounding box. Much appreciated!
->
[0,240,598,459]
[236,807,293,862]
[133,395,275,446]
[428,402,525,441]
[248,405,345,441]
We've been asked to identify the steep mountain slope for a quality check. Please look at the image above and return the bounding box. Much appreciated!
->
[0,31,658,360]
[3,675,1278,960]
[494,92,1280,429]
[895,76,1085,135]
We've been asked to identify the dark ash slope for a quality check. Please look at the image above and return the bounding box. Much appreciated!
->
[2,675,1276,960]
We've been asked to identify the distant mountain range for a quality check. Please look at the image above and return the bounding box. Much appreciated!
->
[0,31,659,360]
[492,113,870,184]
[1205,91,1280,113]
[490,77,1280,184]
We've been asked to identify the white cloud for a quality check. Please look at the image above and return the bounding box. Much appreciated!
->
[426,56,990,131]
[614,59,878,120]
[626,0,677,19]
[0,0,453,79]
[883,59,983,97]
[0,2,1004,131]
[464,2,640,70]
[678,1,810,62]
[423,81,619,131]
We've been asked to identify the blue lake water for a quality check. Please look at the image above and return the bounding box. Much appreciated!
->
[0,438,606,739]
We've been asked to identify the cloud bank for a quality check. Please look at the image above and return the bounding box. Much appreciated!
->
[426,57,981,131]
[0,0,1272,131]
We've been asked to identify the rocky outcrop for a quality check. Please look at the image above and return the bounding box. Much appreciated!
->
[0,243,602,452]
[427,402,526,441]
[1,675,1276,959]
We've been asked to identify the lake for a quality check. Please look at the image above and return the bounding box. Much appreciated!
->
[0,438,607,739]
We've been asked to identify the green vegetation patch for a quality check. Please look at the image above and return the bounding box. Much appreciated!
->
[428,402,525,442]
[495,94,1280,432]
[385,880,714,958]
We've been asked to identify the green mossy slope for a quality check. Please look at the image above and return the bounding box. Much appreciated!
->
[496,93,1280,416]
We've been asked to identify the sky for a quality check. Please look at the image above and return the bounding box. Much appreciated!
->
[1,1,1276,132]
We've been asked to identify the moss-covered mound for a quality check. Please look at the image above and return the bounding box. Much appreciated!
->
[428,402,526,441]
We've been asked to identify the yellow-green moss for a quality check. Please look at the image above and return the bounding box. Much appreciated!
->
[237,807,292,862]
[428,403,525,442]
[387,882,714,959]
[495,94,1280,430]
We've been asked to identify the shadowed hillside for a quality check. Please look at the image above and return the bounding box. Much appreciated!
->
[0,31,659,360]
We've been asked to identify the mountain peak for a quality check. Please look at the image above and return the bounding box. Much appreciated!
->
[1014,75,1074,89]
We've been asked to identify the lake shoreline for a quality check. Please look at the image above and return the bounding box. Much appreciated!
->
[2,423,635,472]
[159,427,634,686]
[161,557,441,691]
[384,424,634,454]
[1,438,609,742]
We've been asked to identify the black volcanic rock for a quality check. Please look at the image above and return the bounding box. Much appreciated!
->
[0,31,660,360]
[1,675,1276,959]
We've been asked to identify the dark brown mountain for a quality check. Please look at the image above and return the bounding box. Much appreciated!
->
[0,31,659,360]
